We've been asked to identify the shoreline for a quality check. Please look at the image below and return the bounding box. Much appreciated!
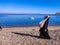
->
[2,26,60,32]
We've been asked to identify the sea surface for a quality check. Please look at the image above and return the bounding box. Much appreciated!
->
[0,14,60,27]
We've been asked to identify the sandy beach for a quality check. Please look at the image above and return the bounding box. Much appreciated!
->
[0,26,60,45]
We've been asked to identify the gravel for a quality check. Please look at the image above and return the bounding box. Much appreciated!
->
[0,29,60,45]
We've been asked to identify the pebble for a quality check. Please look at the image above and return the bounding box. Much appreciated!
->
[0,30,60,45]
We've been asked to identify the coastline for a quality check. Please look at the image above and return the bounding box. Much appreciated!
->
[2,26,60,31]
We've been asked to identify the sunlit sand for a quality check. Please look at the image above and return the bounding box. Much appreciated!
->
[0,26,60,45]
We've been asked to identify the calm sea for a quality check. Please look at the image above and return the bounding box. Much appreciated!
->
[0,14,60,27]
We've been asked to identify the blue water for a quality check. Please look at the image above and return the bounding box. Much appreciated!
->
[0,14,60,27]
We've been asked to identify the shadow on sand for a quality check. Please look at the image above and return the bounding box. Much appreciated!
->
[12,32,51,39]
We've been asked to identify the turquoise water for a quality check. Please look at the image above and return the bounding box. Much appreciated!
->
[0,14,60,27]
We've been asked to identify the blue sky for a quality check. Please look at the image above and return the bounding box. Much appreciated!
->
[0,0,60,14]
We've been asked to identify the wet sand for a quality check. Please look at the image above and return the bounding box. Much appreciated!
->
[0,26,60,45]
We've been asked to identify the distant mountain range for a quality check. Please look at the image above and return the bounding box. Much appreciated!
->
[56,12,60,14]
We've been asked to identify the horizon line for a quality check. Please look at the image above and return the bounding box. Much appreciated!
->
[0,12,56,14]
